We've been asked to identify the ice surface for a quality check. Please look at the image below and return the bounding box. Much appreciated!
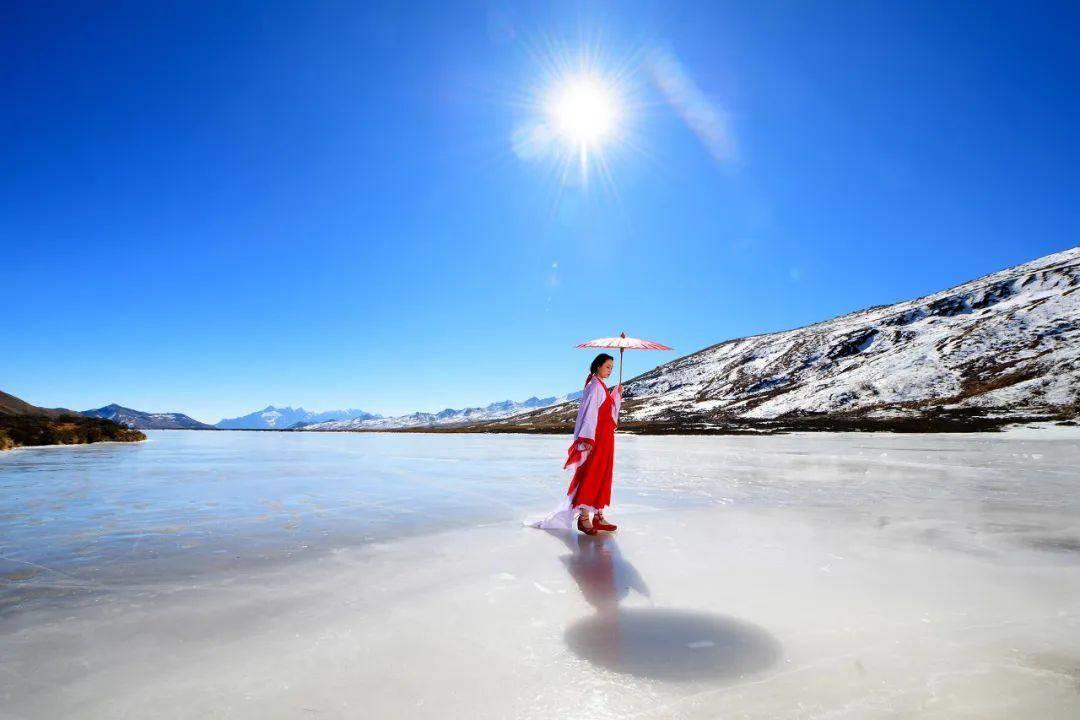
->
[1,428,1079,718]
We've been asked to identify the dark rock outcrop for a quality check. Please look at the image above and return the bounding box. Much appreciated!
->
[0,391,147,450]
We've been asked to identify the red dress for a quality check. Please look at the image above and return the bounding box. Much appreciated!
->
[566,386,616,511]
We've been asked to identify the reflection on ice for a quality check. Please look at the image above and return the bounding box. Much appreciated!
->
[548,531,781,680]
[566,608,781,681]
[545,529,650,609]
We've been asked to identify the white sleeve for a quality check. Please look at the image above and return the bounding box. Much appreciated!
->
[574,382,603,443]
[612,384,623,421]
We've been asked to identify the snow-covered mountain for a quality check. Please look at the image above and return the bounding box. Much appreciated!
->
[485,247,1079,432]
[301,393,582,431]
[82,404,216,430]
[216,406,380,430]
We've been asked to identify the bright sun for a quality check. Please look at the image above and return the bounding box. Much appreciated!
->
[548,74,620,148]
[511,42,636,190]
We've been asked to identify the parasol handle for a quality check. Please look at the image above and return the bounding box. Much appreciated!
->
[618,332,625,390]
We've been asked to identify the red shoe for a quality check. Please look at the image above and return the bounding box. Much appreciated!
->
[593,512,617,532]
[577,514,599,536]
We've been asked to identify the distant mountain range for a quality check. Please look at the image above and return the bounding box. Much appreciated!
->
[82,404,215,430]
[477,247,1080,433]
[300,393,583,431]
[14,247,1074,439]
[215,406,381,430]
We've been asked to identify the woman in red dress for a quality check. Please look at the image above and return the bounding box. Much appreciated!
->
[527,353,623,534]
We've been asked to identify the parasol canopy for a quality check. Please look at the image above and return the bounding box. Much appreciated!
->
[575,331,673,387]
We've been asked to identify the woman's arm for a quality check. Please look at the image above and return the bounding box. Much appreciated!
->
[565,382,603,469]
[574,382,604,448]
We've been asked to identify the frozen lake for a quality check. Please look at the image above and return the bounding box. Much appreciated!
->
[2,428,1079,718]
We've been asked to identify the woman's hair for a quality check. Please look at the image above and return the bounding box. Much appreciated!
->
[586,353,615,387]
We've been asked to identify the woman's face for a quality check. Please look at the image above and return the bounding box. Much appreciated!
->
[597,359,614,379]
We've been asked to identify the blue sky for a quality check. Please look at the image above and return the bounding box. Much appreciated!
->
[5,1,1078,423]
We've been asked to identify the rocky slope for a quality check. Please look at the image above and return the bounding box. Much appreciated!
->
[475,247,1079,434]
[82,404,216,430]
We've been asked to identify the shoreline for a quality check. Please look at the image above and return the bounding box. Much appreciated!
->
[6,422,1076,454]
[76,420,1080,439]
[0,437,151,455]
[286,416,1079,436]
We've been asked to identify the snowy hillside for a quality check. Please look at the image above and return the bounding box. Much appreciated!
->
[487,247,1079,432]
[216,407,380,430]
[301,393,582,431]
